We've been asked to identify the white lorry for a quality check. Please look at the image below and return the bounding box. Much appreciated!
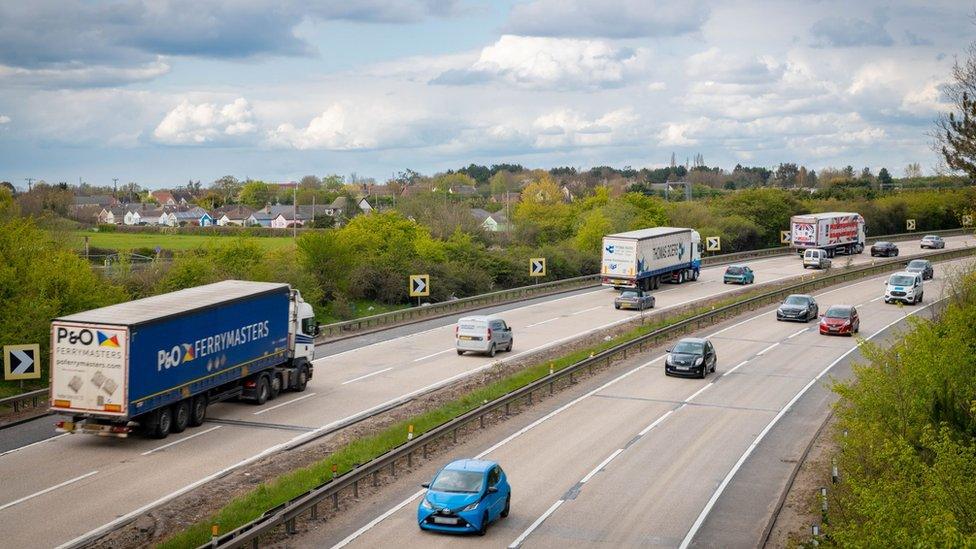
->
[601,227,702,291]
[790,212,865,257]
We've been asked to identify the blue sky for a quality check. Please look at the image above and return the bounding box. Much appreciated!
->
[0,0,971,189]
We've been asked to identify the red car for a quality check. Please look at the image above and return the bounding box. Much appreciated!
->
[819,305,860,336]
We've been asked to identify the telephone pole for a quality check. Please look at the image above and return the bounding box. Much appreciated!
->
[24,177,33,192]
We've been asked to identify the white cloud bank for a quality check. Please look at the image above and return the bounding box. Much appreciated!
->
[153,98,256,145]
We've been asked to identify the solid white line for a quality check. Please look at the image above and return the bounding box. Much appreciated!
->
[638,409,676,436]
[756,342,780,356]
[0,433,70,459]
[340,368,393,385]
[331,489,426,548]
[678,299,944,549]
[140,426,222,455]
[526,317,559,328]
[412,348,453,362]
[870,296,883,302]
[571,305,604,316]
[685,382,714,403]
[508,499,565,549]
[0,470,98,513]
[580,448,624,484]
[787,328,808,339]
[722,360,750,377]
[252,393,318,415]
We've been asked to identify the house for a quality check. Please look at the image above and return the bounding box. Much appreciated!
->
[324,196,348,217]
[469,208,511,232]
[125,207,165,225]
[215,205,253,226]
[149,190,177,206]
[271,211,308,229]
[171,207,213,226]
[357,197,373,213]
[97,207,126,224]
[246,211,274,227]
[449,185,479,198]
[72,195,118,210]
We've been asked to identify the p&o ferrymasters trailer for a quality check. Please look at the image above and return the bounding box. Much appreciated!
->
[50,280,318,439]
[790,212,865,257]
[601,227,702,290]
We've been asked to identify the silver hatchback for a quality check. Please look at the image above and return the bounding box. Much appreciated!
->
[456,316,513,357]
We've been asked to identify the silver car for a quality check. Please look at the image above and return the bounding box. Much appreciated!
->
[614,290,655,310]
[456,316,513,357]
[920,235,945,249]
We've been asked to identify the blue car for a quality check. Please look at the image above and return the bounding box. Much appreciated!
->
[418,459,511,535]
[723,264,755,285]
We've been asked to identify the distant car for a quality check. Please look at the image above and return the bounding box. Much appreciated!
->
[665,337,716,378]
[802,248,831,269]
[776,294,819,322]
[614,290,655,310]
[456,316,512,357]
[905,259,934,280]
[884,271,923,305]
[819,305,860,336]
[723,265,755,285]
[870,241,899,257]
[920,235,945,249]
[418,459,511,535]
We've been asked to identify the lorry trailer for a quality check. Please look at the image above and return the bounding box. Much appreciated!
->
[790,212,865,257]
[601,227,702,290]
[50,280,318,439]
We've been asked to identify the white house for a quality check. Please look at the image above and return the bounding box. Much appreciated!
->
[357,197,373,213]
[271,212,308,229]
[123,210,141,225]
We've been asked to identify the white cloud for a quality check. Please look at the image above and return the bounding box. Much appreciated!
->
[658,123,697,146]
[0,59,171,88]
[0,115,10,124]
[686,48,784,85]
[266,101,442,150]
[431,35,650,90]
[647,82,667,91]
[153,98,256,145]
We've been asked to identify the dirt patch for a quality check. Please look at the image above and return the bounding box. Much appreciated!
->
[765,414,839,548]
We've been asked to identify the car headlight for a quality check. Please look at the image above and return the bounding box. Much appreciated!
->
[694,357,704,366]
[462,501,480,512]
[421,498,433,509]
[665,355,673,365]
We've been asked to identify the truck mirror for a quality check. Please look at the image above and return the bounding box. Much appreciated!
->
[314,322,321,336]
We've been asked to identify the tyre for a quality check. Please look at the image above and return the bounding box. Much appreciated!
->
[692,270,700,281]
[457,349,465,355]
[268,374,281,401]
[615,304,621,309]
[699,366,707,379]
[506,339,513,352]
[189,395,208,427]
[723,280,728,284]
[478,512,489,536]
[488,344,496,358]
[254,376,270,405]
[171,400,190,433]
[151,407,172,439]
[294,366,309,392]
[501,494,511,518]
[854,323,859,334]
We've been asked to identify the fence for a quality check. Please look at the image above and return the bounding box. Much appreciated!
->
[0,389,48,415]
[201,244,976,549]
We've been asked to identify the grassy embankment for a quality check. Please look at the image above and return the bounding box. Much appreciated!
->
[71,230,296,252]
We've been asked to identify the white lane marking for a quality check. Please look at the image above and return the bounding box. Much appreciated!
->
[332,489,427,548]
[722,360,750,376]
[787,328,808,339]
[756,342,780,356]
[253,393,318,415]
[571,306,604,316]
[319,324,450,360]
[0,433,70,459]
[870,296,883,302]
[685,382,713,402]
[0,470,98,513]
[638,409,675,436]
[341,368,393,385]
[526,317,559,328]
[509,499,565,549]
[140,426,222,455]
[580,448,624,484]
[412,349,453,362]
[678,299,944,549]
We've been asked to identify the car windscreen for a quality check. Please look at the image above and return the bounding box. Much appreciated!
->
[672,341,704,354]
[784,296,809,306]
[430,469,484,493]
[825,307,851,319]
[726,267,744,274]
[889,275,916,286]
[907,260,927,269]
[620,291,638,298]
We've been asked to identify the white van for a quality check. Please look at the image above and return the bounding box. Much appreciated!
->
[884,271,923,305]
[456,316,513,357]
[803,248,831,269]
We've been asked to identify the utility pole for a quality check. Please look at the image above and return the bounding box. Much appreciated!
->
[24,177,33,192]
[113,177,119,199]
[293,184,297,238]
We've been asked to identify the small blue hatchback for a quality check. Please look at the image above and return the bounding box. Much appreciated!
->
[418,459,511,535]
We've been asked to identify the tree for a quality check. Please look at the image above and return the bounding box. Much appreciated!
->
[322,174,344,192]
[860,166,874,180]
[878,168,893,188]
[299,175,321,189]
[489,170,519,196]
[905,163,923,178]
[211,175,241,203]
[936,39,976,177]
[239,180,273,208]
[1,181,15,195]
[773,163,799,187]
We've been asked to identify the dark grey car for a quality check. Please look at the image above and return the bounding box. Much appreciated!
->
[614,290,655,310]
[665,338,717,378]
[906,259,934,280]
[776,294,819,322]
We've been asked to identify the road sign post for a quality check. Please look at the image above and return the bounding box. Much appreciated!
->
[409,274,430,306]
[529,258,546,281]
[906,219,916,231]
[3,344,41,382]
[706,236,721,252]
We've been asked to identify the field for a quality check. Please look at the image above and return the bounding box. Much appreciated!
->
[71,230,297,252]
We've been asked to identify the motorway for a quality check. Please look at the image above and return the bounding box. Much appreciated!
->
[318,255,973,549]
[0,235,972,548]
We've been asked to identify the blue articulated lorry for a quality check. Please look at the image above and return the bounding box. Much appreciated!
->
[50,280,318,439]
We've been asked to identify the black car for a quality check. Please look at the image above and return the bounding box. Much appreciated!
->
[665,337,717,378]
[870,241,899,257]
[905,259,934,280]
[776,294,819,322]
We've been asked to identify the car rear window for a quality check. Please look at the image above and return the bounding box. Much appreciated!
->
[620,291,638,298]
[726,266,744,274]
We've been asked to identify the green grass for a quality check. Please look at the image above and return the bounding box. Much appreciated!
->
[156,287,770,549]
[317,300,412,324]
[72,231,296,252]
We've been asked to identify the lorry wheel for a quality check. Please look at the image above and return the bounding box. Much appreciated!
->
[294,366,309,392]
[268,374,281,401]
[152,408,172,439]
[254,376,270,405]
[189,396,208,427]
[171,400,190,433]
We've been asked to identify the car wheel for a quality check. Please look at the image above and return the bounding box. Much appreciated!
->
[171,400,190,433]
[151,407,172,439]
[506,339,513,352]
[254,376,270,405]
[615,304,621,309]
[854,323,859,334]
[723,280,728,284]
[501,494,511,518]
[478,512,489,536]
[488,344,496,358]
[189,395,207,427]
[457,349,464,355]
[700,365,707,379]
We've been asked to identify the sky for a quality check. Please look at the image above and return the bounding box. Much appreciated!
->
[0,0,972,189]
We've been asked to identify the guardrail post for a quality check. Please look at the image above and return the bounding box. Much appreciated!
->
[354,479,359,498]
[480,415,485,429]
[286,518,296,535]
[372,471,379,487]
[408,450,413,467]
[453,428,458,443]
[527,391,533,405]
[333,492,340,511]
[251,538,259,549]
[311,502,319,520]
[423,444,428,459]
[549,381,554,396]
[505,403,510,415]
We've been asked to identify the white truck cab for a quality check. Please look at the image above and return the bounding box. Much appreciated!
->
[456,315,513,357]
[884,271,924,305]
[802,248,831,269]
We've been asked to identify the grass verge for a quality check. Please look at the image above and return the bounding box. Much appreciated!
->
[71,230,296,252]
[157,284,771,549]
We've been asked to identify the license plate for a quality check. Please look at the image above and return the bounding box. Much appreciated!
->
[676,365,688,370]
[432,516,458,525]
[458,336,472,340]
